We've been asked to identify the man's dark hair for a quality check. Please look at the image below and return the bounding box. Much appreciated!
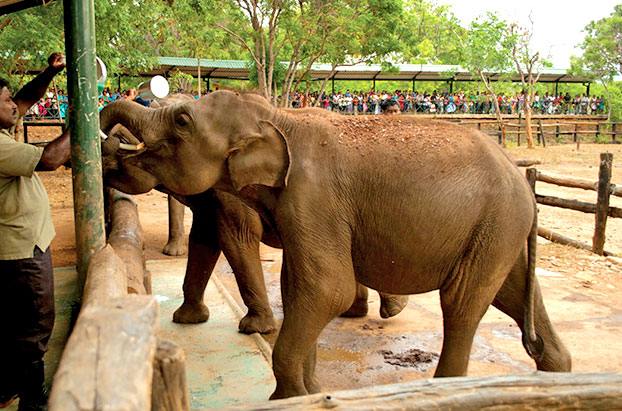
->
[0,77,10,91]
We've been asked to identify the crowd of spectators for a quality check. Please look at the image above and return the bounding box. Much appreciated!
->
[24,87,607,120]
[288,90,608,116]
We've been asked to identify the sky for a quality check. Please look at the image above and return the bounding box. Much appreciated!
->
[436,0,620,68]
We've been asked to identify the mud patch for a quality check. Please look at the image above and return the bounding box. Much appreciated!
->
[380,348,439,371]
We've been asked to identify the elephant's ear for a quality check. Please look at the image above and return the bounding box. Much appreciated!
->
[227,120,291,191]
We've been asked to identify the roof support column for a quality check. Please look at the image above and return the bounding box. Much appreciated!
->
[63,0,106,289]
[555,81,559,96]
[586,82,591,96]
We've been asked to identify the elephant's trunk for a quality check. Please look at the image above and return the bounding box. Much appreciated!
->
[100,100,157,147]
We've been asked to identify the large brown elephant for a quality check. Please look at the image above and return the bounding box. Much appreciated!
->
[100,90,571,399]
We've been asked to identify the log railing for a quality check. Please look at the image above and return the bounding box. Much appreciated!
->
[525,153,620,256]
[48,189,189,411]
[232,373,622,410]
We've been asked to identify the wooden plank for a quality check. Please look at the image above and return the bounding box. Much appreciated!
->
[49,295,159,411]
[82,244,128,308]
[152,339,190,411]
[234,373,622,410]
[593,153,613,255]
[539,227,617,257]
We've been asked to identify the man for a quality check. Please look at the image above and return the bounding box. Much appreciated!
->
[0,53,70,411]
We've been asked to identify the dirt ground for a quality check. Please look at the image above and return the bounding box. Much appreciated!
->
[29,127,622,388]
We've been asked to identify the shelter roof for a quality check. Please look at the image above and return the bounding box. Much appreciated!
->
[0,0,53,15]
[140,57,591,84]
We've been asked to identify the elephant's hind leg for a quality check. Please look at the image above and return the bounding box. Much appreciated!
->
[492,251,571,372]
[435,229,517,377]
[270,251,356,399]
[379,293,408,318]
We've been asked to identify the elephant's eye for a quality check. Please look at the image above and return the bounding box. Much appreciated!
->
[175,113,192,128]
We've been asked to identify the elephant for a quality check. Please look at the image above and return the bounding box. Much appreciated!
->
[100,90,571,399]
[106,104,408,334]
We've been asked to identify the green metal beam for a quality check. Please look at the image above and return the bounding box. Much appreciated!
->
[63,0,105,288]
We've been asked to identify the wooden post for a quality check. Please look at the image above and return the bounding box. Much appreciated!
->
[556,124,560,142]
[593,153,613,255]
[575,123,580,150]
[526,168,537,193]
[614,122,618,143]
[538,120,545,147]
[517,113,522,146]
[596,122,601,141]
[49,296,159,411]
[152,339,190,411]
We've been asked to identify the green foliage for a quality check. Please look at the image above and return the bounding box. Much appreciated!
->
[400,0,464,64]
[168,69,194,93]
[573,4,622,82]
[461,12,514,78]
[0,2,64,87]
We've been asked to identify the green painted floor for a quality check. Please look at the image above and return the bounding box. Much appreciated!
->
[148,258,275,409]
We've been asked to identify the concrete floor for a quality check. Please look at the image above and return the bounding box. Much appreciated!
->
[15,245,619,410]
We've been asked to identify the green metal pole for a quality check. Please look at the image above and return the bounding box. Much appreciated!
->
[63,0,106,289]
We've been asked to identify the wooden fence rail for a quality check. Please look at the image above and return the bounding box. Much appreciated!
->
[525,153,618,256]
[458,118,619,147]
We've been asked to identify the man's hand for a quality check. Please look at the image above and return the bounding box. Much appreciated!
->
[47,52,66,73]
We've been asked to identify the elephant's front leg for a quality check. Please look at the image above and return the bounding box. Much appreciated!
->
[270,250,356,399]
[172,206,221,324]
[163,195,187,256]
[217,204,276,334]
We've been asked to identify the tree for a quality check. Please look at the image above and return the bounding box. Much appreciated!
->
[216,0,404,105]
[572,4,622,121]
[458,12,514,146]
[400,0,465,64]
[510,16,550,149]
[0,2,64,88]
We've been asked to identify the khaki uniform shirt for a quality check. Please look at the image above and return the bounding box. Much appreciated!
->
[0,127,55,260]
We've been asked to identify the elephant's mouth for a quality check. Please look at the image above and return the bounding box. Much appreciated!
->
[100,124,146,155]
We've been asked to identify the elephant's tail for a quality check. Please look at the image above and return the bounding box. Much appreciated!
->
[523,204,544,360]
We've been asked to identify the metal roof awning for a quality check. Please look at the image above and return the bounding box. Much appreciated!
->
[0,0,53,15]
[131,58,592,84]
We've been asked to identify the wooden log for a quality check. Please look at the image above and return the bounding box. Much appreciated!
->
[235,373,622,410]
[536,171,622,198]
[535,194,622,218]
[515,159,541,167]
[49,295,159,411]
[538,227,617,257]
[82,244,128,308]
[152,340,190,411]
[593,153,613,255]
[538,119,545,147]
[108,190,149,295]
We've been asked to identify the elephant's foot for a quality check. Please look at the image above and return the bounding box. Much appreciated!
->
[379,294,409,319]
[162,238,188,256]
[238,311,277,334]
[173,302,210,323]
[339,298,368,317]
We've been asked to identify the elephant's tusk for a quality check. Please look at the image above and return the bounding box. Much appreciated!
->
[99,129,108,140]
[119,142,145,151]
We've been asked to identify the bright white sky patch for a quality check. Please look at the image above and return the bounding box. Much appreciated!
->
[436,0,619,68]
